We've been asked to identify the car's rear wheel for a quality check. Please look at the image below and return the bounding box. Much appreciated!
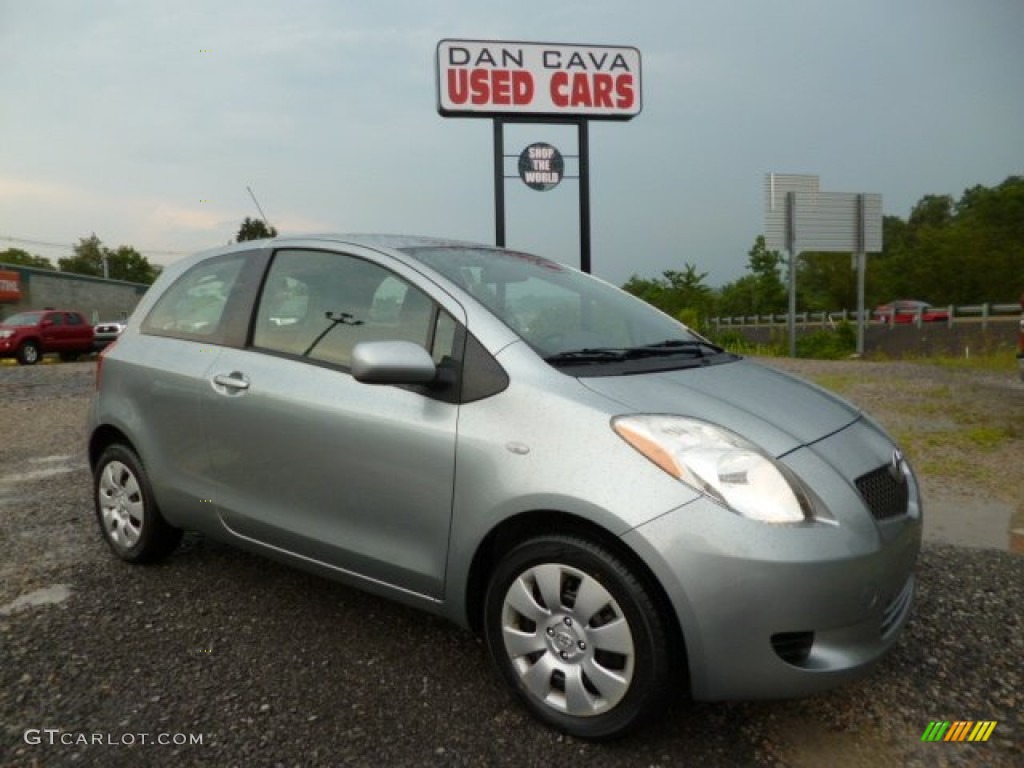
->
[483,534,673,740]
[17,340,40,365]
[94,444,182,563]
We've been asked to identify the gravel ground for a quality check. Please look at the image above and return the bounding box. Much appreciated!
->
[0,359,1021,767]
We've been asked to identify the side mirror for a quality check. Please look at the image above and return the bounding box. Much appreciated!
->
[40,319,54,327]
[351,340,437,385]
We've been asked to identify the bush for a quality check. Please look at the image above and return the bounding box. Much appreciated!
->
[676,308,708,335]
[796,322,856,359]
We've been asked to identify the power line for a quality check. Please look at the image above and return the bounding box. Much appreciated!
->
[0,234,188,256]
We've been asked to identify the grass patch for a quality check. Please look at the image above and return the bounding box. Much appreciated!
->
[889,348,1016,373]
[808,374,858,394]
[710,330,783,357]
[965,425,1015,450]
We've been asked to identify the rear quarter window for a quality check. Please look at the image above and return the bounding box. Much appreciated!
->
[142,254,247,344]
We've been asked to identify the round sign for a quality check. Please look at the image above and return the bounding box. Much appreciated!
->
[518,143,564,191]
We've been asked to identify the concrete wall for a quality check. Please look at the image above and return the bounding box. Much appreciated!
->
[0,264,149,323]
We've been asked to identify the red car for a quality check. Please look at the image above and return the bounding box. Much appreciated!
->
[0,309,95,365]
[874,300,950,324]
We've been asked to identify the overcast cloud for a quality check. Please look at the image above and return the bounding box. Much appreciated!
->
[1,0,1021,286]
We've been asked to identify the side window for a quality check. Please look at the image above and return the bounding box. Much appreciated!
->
[142,255,245,341]
[432,310,458,365]
[252,249,437,369]
[64,313,83,325]
[46,313,64,326]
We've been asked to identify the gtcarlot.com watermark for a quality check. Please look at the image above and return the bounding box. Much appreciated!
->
[24,728,205,747]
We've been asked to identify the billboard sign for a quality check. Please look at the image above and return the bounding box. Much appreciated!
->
[437,39,642,120]
[764,173,819,252]
[0,270,21,303]
[794,192,883,253]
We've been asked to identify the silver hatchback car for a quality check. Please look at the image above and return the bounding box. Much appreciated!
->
[88,235,921,739]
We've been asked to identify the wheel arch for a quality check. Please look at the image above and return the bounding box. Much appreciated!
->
[89,424,137,471]
[463,509,689,687]
[17,336,42,357]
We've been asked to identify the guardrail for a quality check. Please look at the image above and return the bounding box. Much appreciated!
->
[711,303,1021,331]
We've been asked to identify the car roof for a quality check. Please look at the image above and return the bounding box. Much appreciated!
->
[208,233,492,253]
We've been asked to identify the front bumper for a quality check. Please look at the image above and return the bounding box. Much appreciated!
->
[623,419,923,701]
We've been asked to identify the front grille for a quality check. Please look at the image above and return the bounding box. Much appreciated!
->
[855,465,909,520]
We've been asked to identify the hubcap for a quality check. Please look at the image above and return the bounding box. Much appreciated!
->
[500,563,635,717]
[98,460,144,551]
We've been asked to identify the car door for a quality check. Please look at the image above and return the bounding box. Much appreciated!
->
[40,311,64,350]
[129,249,265,517]
[63,312,89,349]
[201,247,461,600]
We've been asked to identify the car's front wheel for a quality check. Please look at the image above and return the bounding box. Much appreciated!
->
[94,444,182,563]
[483,534,674,740]
[17,340,40,365]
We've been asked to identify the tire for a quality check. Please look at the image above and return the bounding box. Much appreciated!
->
[94,444,182,563]
[17,340,40,365]
[59,352,80,362]
[483,534,673,740]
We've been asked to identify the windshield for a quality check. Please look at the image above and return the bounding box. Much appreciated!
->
[1,312,42,327]
[402,246,729,372]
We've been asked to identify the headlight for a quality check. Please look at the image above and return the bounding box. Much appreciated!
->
[612,414,813,524]
[0,330,13,339]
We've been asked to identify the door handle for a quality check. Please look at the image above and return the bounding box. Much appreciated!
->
[212,372,250,392]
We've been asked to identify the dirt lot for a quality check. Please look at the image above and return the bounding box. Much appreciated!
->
[0,359,1021,767]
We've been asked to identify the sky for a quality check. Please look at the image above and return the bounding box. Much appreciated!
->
[1,0,1022,287]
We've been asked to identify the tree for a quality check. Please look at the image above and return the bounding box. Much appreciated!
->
[236,217,277,242]
[58,234,159,284]
[58,234,105,276]
[0,247,56,270]
[622,263,713,324]
[716,236,787,317]
[798,252,856,311]
[907,194,955,233]
[106,245,158,284]
[870,177,1024,305]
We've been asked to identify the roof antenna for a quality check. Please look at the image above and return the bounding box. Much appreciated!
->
[246,185,272,228]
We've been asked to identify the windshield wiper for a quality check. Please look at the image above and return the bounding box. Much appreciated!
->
[544,340,722,366]
[641,339,724,355]
[544,348,631,364]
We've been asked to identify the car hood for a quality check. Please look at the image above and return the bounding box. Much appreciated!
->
[579,358,861,457]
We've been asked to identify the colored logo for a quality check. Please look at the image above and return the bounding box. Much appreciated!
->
[921,721,997,742]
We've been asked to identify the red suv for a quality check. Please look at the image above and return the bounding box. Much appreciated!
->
[0,309,96,365]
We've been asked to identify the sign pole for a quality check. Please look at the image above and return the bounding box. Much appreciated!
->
[493,118,506,247]
[578,119,591,274]
[786,191,797,358]
[855,193,866,356]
